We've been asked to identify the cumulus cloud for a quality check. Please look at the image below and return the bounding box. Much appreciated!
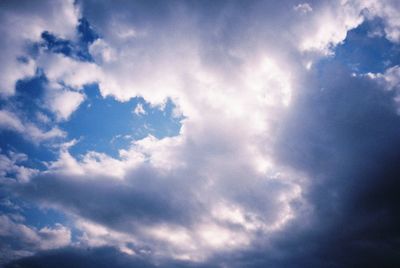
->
[2,0,400,267]
[45,85,86,121]
[38,53,101,90]
[0,0,79,96]
[17,132,304,261]
[360,0,400,43]
[0,215,71,265]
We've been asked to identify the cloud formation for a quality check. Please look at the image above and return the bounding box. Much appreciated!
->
[1,0,400,267]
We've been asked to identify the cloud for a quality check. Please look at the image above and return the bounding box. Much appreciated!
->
[133,103,146,116]
[0,151,38,183]
[3,246,213,268]
[0,0,79,97]
[294,3,313,14]
[0,110,24,132]
[265,60,400,267]
[0,110,65,143]
[297,2,363,55]
[359,65,400,111]
[38,53,101,90]
[45,86,86,121]
[2,0,400,267]
[6,4,312,261]
[360,0,400,43]
[0,215,71,266]
[15,128,304,261]
[89,39,116,63]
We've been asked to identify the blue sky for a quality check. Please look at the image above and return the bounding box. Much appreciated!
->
[1,1,400,267]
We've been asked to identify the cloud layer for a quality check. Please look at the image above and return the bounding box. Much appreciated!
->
[1,0,400,267]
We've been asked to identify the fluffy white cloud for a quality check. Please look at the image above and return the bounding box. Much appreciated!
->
[295,0,400,57]
[359,0,400,43]
[296,1,363,55]
[38,53,101,90]
[89,39,117,63]
[45,85,86,121]
[0,0,79,96]
[27,118,305,261]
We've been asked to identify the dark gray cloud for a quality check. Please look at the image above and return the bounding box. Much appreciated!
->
[16,166,201,230]
[4,246,216,268]
[262,61,400,267]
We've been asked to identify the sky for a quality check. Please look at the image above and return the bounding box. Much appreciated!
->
[0,0,400,267]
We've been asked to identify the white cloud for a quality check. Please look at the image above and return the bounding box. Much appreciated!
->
[294,3,313,14]
[32,121,305,261]
[0,0,79,96]
[0,110,24,132]
[0,215,71,262]
[297,1,364,55]
[381,65,400,89]
[46,86,86,121]
[0,0,95,126]
[37,224,71,250]
[0,110,65,143]
[133,103,146,116]
[36,112,51,124]
[26,124,66,143]
[0,152,38,182]
[297,0,400,55]
[359,0,400,43]
[363,65,400,113]
[89,39,117,63]
[38,53,101,90]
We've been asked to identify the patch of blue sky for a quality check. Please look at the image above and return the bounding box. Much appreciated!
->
[1,79,182,167]
[39,18,98,62]
[19,203,68,230]
[0,192,69,230]
[0,16,98,166]
[5,73,47,117]
[0,83,183,237]
[0,14,182,235]
[61,85,183,158]
[322,18,400,74]
[1,17,182,165]
[0,75,59,169]
[77,18,99,44]
[0,131,56,170]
